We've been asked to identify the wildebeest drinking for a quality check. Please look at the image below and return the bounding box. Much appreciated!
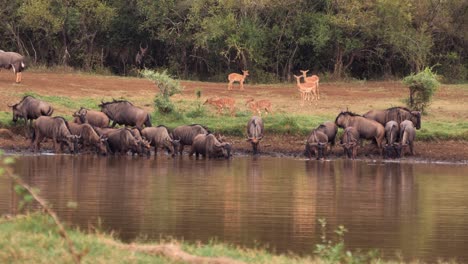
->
[304,129,328,160]
[99,99,151,129]
[246,116,264,155]
[335,111,385,155]
[340,127,360,159]
[141,126,180,156]
[0,50,26,83]
[171,124,209,155]
[384,121,399,158]
[31,116,78,153]
[190,133,232,159]
[397,120,416,157]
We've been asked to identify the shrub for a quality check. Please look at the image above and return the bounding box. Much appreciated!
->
[402,67,440,113]
[141,69,184,114]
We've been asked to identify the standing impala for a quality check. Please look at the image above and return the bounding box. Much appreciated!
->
[300,70,320,99]
[204,96,236,116]
[227,70,249,90]
[293,75,318,104]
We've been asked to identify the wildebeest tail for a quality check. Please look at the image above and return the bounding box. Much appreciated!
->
[42,106,54,116]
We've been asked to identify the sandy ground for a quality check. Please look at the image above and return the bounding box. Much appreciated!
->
[0,71,467,163]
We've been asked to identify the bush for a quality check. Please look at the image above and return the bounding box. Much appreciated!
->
[402,67,440,113]
[141,69,184,115]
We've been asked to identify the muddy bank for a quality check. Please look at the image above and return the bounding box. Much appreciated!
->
[1,131,467,164]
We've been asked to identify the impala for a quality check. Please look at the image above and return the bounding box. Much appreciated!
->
[227,70,249,90]
[300,70,320,99]
[293,75,318,104]
[204,97,236,116]
[245,98,272,116]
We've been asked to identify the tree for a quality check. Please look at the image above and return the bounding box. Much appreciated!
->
[402,67,440,113]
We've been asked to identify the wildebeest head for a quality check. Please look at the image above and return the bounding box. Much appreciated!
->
[170,138,181,156]
[221,143,232,159]
[98,135,108,155]
[305,130,328,160]
[72,107,88,123]
[64,134,80,154]
[10,104,21,122]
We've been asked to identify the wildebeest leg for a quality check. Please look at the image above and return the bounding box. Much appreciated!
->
[178,144,184,155]
[410,142,415,155]
[33,133,43,152]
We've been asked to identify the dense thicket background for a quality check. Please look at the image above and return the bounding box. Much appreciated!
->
[1,0,466,82]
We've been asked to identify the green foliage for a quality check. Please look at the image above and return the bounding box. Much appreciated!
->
[314,218,380,264]
[436,52,468,83]
[403,67,441,112]
[142,69,184,115]
[1,0,467,81]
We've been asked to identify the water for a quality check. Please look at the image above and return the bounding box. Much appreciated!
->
[1,155,467,262]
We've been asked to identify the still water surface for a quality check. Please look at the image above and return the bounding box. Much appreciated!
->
[1,155,467,261]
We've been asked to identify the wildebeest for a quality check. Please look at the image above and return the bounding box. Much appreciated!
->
[31,116,78,153]
[130,128,151,156]
[105,128,141,155]
[246,116,264,155]
[335,111,385,155]
[384,121,399,158]
[315,121,338,149]
[397,120,416,157]
[171,124,209,155]
[190,134,232,159]
[141,126,180,157]
[0,51,26,83]
[9,96,54,134]
[340,127,360,159]
[304,129,328,160]
[68,122,108,155]
[363,107,421,130]
[72,107,110,127]
[99,99,151,129]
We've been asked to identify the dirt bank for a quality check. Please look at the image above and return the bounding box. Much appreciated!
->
[1,131,467,163]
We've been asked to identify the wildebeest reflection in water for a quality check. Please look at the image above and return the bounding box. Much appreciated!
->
[2,156,468,262]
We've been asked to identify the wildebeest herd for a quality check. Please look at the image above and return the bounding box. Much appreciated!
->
[8,95,419,160]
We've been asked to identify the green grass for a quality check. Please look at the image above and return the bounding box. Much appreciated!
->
[0,213,327,264]
[2,213,453,264]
